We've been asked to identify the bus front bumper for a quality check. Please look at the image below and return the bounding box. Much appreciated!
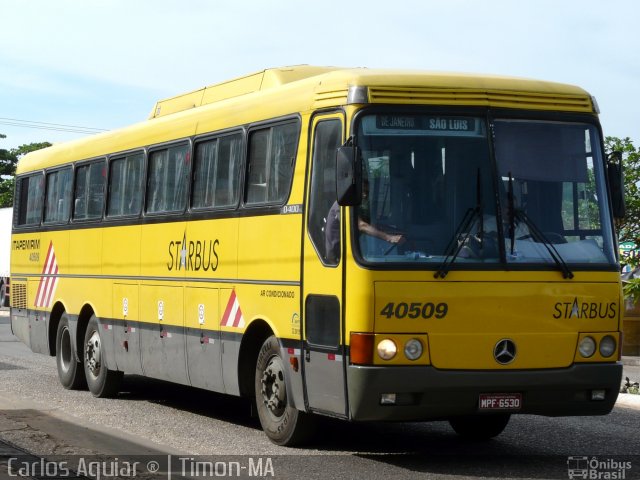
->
[346,363,622,421]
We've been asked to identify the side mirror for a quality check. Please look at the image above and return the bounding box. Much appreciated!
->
[607,151,626,219]
[336,145,362,206]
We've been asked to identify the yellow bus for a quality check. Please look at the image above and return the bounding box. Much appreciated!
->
[10,66,625,445]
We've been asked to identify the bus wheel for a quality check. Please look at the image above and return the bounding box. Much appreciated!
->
[1,283,8,307]
[83,315,123,398]
[255,335,314,446]
[55,313,86,390]
[449,414,511,440]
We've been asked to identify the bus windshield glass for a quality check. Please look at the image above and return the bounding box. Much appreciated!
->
[353,113,616,269]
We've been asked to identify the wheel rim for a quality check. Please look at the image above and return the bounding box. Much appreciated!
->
[59,326,72,373]
[260,354,287,419]
[85,330,102,379]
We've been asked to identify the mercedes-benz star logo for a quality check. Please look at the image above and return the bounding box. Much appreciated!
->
[494,339,517,365]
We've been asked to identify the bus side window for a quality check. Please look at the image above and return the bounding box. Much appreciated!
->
[147,144,190,214]
[308,119,342,265]
[108,153,144,217]
[215,134,242,207]
[16,174,44,226]
[245,122,299,206]
[44,167,72,224]
[193,139,219,209]
[192,132,242,210]
[73,160,105,221]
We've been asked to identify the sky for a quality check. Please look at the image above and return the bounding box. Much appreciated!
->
[1,0,639,149]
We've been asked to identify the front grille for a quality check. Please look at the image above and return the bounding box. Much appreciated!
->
[11,283,27,309]
[368,86,594,112]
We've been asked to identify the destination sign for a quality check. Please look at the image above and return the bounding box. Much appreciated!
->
[367,115,484,137]
[376,115,476,131]
[425,117,475,132]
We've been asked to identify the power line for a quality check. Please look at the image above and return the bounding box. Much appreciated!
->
[0,120,104,135]
[0,117,109,135]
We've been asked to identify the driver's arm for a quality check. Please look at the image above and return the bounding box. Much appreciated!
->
[358,218,405,244]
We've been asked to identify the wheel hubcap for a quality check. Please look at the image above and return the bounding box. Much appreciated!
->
[59,326,72,373]
[85,331,101,378]
[260,355,287,418]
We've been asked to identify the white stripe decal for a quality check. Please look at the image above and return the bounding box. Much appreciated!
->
[35,241,59,308]
[220,290,245,328]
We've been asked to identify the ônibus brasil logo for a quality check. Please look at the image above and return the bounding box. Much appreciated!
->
[567,456,632,479]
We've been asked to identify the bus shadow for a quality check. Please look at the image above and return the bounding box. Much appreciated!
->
[354,453,570,479]
[118,375,260,430]
[116,374,530,454]
[309,418,576,478]
[113,376,597,478]
[117,375,468,454]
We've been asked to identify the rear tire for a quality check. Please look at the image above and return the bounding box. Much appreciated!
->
[56,313,86,390]
[449,414,511,440]
[1,282,9,307]
[83,315,123,397]
[255,335,314,446]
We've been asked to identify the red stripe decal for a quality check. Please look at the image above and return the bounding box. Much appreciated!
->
[232,308,243,327]
[221,290,236,325]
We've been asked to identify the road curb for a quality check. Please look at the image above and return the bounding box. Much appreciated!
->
[622,356,640,366]
[616,392,640,410]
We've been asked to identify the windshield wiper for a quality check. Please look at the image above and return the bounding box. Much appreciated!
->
[434,169,484,279]
[513,210,574,279]
[433,208,479,278]
[507,172,573,279]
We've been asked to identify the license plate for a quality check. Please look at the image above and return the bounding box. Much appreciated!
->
[478,393,522,411]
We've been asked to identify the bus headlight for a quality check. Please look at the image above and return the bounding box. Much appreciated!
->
[377,339,397,360]
[578,336,596,358]
[599,335,616,357]
[404,339,423,360]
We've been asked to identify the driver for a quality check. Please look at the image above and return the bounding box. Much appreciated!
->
[357,178,405,245]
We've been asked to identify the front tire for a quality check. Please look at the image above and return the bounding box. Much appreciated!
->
[255,336,314,446]
[449,414,511,440]
[56,313,86,390]
[83,315,123,397]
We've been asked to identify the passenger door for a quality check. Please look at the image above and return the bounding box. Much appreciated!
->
[302,114,347,416]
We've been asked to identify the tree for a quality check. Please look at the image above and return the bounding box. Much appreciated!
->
[0,134,52,207]
[605,137,640,249]
[604,136,640,300]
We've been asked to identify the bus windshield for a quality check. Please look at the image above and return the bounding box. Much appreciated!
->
[353,113,616,269]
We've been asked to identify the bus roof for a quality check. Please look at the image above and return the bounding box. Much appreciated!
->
[17,65,596,174]
[149,65,594,119]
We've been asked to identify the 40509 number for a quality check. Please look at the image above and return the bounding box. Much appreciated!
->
[379,302,448,319]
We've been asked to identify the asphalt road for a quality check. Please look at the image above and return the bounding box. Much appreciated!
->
[1,309,639,480]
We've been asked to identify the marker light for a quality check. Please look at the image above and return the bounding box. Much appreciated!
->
[350,333,374,365]
[578,336,596,358]
[404,339,423,360]
[599,335,617,357]
[377,339,397,360]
